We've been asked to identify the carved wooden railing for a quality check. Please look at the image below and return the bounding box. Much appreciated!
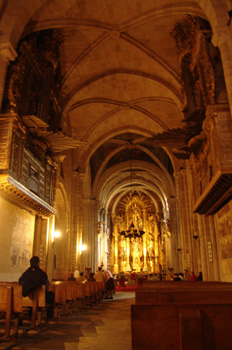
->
[191,104,232,215]
[0,114,56,216]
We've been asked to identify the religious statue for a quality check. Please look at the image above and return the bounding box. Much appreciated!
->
[131,237,142,271]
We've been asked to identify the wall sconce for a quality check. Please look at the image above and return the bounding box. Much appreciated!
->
[80,244,87,253]
[52,230,61,242]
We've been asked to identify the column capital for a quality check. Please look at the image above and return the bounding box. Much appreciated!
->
[174,170,185,179]
[0,42,17,62]
[79,172,86,181]
[211,26,232,47]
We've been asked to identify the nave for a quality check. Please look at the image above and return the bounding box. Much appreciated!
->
[0,292,134,350]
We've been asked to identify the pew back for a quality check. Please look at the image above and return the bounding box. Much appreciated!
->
[50,281,66,305]
[0,284,12,338]
[0,282,23,313]
[131,303,232,350]
[136,288,232,304]
[22,285,46,308]
[140,281,232,289]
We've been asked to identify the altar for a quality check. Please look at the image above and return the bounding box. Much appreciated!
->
[111,191,169,274]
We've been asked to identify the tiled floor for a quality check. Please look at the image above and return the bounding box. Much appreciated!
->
[0,292,135,350]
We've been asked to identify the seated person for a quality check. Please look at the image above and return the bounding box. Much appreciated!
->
[88,272,96,281]
[94,266,106,282]
[76,272,85,282]
[68,273,76,281]
[19,256,55,320]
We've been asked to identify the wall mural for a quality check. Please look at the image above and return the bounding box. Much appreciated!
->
[10,211,34,269]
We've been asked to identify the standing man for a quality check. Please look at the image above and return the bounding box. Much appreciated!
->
[19,256,55,319]
[104,269,115,299]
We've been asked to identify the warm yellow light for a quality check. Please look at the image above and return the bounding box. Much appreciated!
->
[81,244,87,252]
[52,230,61,242]
[54,231,60,238]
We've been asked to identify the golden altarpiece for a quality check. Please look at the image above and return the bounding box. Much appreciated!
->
[111,191,169,274]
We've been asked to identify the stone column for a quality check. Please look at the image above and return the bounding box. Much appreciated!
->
[91,198,98,272]
[76,173,85,271]
[81,198,91,272]
[0,43,17,110]
[168,196,182,272]
[197,214,208,281]
[70,169,79,272]
[209,215,220,281]
[174,170,188,273]
[46,215,55,281]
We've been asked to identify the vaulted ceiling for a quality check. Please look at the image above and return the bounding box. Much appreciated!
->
[2,0,216,215]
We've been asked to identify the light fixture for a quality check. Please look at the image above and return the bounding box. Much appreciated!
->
[120,222,145,239]
[81,244,87,252]
[54,231,60,238]
[52,230,61,242]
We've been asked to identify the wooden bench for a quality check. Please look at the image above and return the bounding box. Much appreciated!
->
[135,287,232,304]
[65,282,77,313]
[96,281,105,301]
[0,284,13,339]
[131,303,232,350]
[22,285,47,327]
[140,280,232,289]
[0,282,48,340]
[49,281,67,318]
[83,281,95,305]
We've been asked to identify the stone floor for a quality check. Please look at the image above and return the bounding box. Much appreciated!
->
[0,292,135,350]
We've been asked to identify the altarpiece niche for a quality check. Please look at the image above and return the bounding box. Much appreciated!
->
[111,191,169,274]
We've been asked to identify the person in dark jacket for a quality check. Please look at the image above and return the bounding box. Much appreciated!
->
[19,256,54,319]
[68,273,76,281]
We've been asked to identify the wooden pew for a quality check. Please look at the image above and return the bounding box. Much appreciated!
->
[140,280,232,289]
[0,282,47,339]
[76,282,87,310]
[99,281,106,300]
[65,281,83,314]
[0,282,33,340]
[135,287,232,304]
[96,281,105,301]
[0,284,13,339]
[49,281,67,318]
[83,281,94,305]
[136,281,232,300]
[131,303,232,350]
[22,285,47,327]
[93,281,103,302]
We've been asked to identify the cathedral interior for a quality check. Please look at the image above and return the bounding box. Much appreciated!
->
[1,0,232,284]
